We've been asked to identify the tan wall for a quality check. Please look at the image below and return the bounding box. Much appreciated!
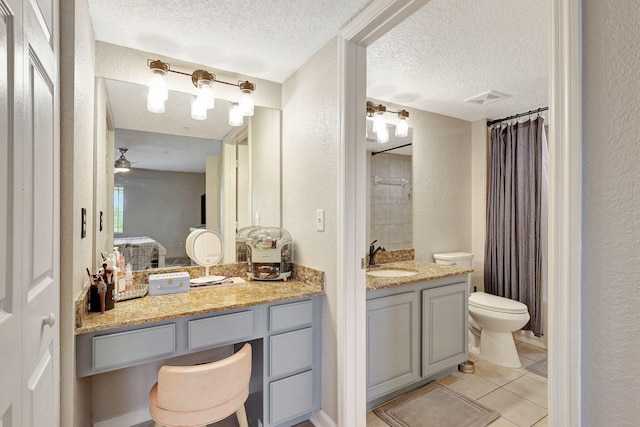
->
[59,0,96,425]
[282,37,340,422]
[470,119,488,291]
[582,0,640,423]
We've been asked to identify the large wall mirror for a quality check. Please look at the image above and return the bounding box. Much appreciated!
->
[365,118,413,253]
[95,78,282,271]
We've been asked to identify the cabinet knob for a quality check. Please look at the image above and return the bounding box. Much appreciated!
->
[42,313,56,327]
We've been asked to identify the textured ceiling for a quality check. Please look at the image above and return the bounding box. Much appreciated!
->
[87,0,372,83]
[368,0,548,122]
[92,0,548,164]
[365,0,547,154]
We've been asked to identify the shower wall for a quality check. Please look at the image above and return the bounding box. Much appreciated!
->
[367,153,412,251]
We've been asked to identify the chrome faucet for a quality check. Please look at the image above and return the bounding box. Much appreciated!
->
[368,240,386,267]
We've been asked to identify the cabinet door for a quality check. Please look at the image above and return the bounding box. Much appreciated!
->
[422,282,468,377]
[366,292,420,400]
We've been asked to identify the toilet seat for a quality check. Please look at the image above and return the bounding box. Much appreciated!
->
[469,292,528,315]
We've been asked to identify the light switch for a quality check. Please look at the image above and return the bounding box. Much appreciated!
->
[316,209,325,232]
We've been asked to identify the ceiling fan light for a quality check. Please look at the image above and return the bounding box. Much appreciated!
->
[229,102,243,126]
[114,148,131,173]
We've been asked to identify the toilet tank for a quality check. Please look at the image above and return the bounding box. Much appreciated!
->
[433,252,474,268]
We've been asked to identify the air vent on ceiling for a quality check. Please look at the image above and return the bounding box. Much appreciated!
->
[464,90,511,106]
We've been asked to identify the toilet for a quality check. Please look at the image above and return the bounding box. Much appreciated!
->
[433,252,530,368]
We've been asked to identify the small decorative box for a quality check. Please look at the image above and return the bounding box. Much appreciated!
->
[148,272,191,296]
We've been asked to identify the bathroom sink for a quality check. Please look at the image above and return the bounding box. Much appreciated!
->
[366,269,418,278]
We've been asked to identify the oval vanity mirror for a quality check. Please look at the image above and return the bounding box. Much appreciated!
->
[186,229,224,283]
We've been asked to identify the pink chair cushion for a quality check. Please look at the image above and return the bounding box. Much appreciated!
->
[149,343,252,426]
[149,383,248,426]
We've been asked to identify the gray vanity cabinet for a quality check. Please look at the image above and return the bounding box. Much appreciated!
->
[366,277,468,404]
[76,296,322,427]
[267,299,320,426]
[422,282,468,377]
[366,292,420,400]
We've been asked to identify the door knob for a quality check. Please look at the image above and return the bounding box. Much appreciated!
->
[42,313,56,327]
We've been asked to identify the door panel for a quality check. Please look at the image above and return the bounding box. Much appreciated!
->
[26,347,54,427]
[20,0,59,425]
[0,0,23,425]
[28,55,54,284]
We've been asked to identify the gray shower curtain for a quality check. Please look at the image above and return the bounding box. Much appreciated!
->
[484,117,545,336]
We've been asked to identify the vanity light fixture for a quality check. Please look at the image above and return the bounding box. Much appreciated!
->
[114,148,131,173]
[366,101,410,142]
[395,109,409,138]
[228,102,243,126]
[146,59,256,126]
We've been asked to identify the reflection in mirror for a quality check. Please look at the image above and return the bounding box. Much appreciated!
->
[366,119,413,252]
[99,78,281,271]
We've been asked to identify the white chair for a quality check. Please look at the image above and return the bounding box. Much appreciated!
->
[149,343,252,427]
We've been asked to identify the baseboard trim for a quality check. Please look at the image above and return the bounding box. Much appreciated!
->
[92,408,150,427]
[310,409,337,427]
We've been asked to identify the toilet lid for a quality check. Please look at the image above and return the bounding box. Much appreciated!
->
[469,292,528,314]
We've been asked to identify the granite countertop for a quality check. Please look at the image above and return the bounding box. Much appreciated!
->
[366,260,472,291]
[75,263,324,335]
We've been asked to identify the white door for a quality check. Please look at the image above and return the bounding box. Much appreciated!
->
[0,0,59,424]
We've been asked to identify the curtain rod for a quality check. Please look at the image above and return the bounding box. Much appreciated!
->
[486,106,549,127]
[371,143,412,156]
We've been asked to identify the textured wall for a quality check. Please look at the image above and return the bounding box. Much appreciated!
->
[582,0,640,424]
[470,120,488,291]
[282,37,340,422]
[407,106,472,262]
[59,0,95,426]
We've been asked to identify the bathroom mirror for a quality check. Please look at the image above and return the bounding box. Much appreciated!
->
[365,118,413,253]
[95,78,282,270]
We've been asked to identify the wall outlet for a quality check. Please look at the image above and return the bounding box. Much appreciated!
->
[316,209,325,232]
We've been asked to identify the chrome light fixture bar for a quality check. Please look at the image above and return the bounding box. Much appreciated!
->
[147,59,256,126]
[366,101,410,143]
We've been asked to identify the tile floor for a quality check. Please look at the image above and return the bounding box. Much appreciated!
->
[367,340,548,427]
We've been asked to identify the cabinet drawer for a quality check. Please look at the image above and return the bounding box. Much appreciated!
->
[93,324,175,370]
[269,300,313,332]
[270,370,314,425]
[270,328,313,378]
[188,311,253,350]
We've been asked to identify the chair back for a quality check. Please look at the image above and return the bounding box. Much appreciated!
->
[155,343,252,412]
